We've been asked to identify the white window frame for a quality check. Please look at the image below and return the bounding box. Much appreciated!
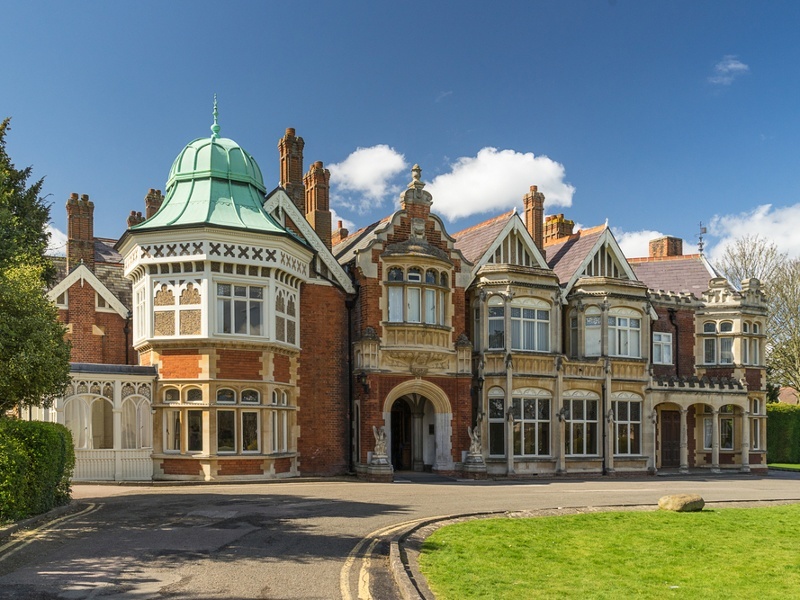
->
[510,299,550,352]
[241,410,260,453]
[612,399,641,455]
[216,282,265,337]
[487,388,506,457]
[608,311,641,358]
[510,393,550,456]
[564,396,599,456]
[164,409,182,453]
[652,332,673,365]
[488,296,505,351]
[585,310,602,357]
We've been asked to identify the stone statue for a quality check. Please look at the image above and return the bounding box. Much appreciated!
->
[372,425,387,457]
[467,424,482,455]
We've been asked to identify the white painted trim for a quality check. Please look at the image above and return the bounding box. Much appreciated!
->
[47,264,129,318]
[562,228,640,297]
[470,214,549,282]
[263,191,355,294]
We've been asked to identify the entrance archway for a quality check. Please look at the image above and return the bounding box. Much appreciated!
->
[383,380,454,472]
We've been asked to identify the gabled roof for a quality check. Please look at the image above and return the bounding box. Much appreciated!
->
[545,225,639,295]
[332,216,391,264]
[47,263,129,318]
[452,211,550,279]
[263,189,355,294]
[628,254,719,298]
[452,210,516,265]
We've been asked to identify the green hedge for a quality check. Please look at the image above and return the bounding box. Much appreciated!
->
[0,419,75,523]
[767,403,800,464]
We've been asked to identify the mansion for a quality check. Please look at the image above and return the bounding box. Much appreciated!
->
[28,118,768,481]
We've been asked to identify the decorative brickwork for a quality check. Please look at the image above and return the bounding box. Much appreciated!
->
[161,459,202,476]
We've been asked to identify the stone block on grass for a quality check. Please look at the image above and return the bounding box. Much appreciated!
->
[658,494,705,512]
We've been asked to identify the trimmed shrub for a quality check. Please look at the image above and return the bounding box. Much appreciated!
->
[767,403,800,464]
[0,419,75,522]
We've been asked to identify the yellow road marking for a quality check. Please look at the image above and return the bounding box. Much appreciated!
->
[340,516,445,600]
[0,503,100,563]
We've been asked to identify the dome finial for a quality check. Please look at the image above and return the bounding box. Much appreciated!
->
[211,94,221,139]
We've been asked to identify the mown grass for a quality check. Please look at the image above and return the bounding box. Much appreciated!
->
[419,504,800,599]
[769,463,800,471]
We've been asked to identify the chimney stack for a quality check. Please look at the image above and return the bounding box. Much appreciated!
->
[523,185,545,251]
[278,127,306,214]
[544,214,575,244]
[127,211,144,228]
[332,219,349,247]
[303,160,332,250]
[145,188,164,219]
[66,192,95,271]
[649,236,683,258]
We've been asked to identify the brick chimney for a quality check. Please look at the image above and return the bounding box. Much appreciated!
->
[303,160,332,250]
[145,188,164,219]
[127,211,144,227]
[278,127,306,214]
[649,236,683,258]
[522,185,545,251]
[331,219,349,247]
[66,193,95,271]
[544,214,575,244]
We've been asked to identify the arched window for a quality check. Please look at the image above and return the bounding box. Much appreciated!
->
[719,322,734,364]
[388,267,403,282]
[241,389,260,404]
[121,397,152,449]
[163,388,180,403]
[216,388,235,404]
[186,388,203,403]
[91,398,114,449]
[64,398,89,449]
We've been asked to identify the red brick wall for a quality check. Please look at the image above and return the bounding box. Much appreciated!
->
[160,350,201,379]
[274,457,293,473]
[217,349,262,380]
[297,283,349,475]
[59,280,134,364]
[744,367,764,391]
[218,459,263,475]
[161,459,202,476]
[651,306,695,378]
[273,354,291,383]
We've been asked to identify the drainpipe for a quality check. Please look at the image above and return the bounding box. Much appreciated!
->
[123,311,131,365]
[346,282,359,473]
[668,307,679,376]
[601,379,608,476]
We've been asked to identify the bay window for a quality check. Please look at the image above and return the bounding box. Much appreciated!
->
[510,393,550,456]
[564,395,599,456]
[612,398,641,455]
[488,389,506,456]
[510,300,550,352]
[385,265,450,326]
[217,283,264,336]
[609,310,641,358]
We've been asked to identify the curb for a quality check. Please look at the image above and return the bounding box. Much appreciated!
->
[0,501,84,542]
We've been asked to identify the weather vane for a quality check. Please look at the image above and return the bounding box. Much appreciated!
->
[697,221,707,254]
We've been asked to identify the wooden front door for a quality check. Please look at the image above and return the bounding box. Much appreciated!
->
[391,400,412,470]
[661,410,680,468]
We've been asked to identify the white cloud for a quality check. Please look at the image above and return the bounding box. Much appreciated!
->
[613,229,665,259]
[427,147,575,221]
[46,224,67,256]
[435,90,453,103]
[328,145,408,213]
[708,55,750,85]
[708,203,800,261]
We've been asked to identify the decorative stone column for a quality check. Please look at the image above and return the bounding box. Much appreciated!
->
[679,408,689,474]
[711,407,721,473]
[740,409,751,473]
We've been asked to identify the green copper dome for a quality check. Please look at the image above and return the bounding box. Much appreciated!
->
[131,103,283,234]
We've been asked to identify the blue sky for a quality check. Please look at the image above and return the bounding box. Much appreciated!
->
[4,1,800,262]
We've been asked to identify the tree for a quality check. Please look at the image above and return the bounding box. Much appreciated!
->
[765,258,800,392]
[0,118,71,413]
[714,234,800,392]
[715,234,786,288]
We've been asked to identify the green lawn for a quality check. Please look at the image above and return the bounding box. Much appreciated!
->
[419,504,800,599]
[769,463,800,471]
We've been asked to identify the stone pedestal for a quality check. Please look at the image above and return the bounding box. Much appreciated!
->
[366,459,393,482]
[462,453,487,479]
